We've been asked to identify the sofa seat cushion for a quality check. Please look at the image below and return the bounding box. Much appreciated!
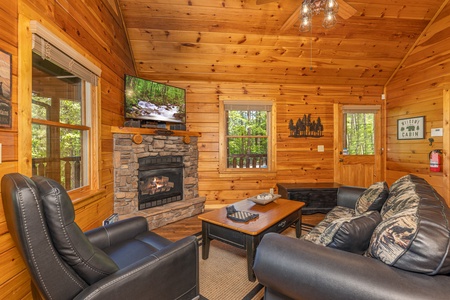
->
[366,174,450,275]
[103,231,173,269]
[355,181,389,215]
[317,210,382,254]
[301,206,354,243]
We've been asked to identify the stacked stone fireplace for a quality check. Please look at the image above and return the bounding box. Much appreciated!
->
[113,132,205,229]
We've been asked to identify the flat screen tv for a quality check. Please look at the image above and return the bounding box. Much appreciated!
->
[124,74,186,124]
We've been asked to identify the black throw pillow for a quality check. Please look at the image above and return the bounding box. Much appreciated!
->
[318,210,382,254]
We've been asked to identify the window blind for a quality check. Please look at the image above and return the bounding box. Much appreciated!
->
[32,34,98,86]
[224,100,272,112]
[342,105,380,113]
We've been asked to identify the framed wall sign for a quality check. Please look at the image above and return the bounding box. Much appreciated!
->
[397,116,425,140]
[0,48,12,128]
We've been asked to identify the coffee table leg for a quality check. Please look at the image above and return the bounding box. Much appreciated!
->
[245,235,257,282]
[202,221,210,260]
[296,209,303,238]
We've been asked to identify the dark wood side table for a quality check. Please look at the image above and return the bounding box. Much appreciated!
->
[198,198,305,281]
[277,182,341,214]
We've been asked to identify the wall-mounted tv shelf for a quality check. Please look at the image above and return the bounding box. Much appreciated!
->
[111,126,201,137]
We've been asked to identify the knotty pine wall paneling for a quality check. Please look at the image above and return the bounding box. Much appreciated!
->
[16,0,136,222]
[385,1,450,205]
[0,1,28,299]
[0,0,135,298]
[0,0,19,173]
[176,81,383,207]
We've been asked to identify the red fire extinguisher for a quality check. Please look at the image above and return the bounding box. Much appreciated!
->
[429,149,443,172]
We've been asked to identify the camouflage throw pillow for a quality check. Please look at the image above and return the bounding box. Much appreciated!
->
[355,181,389,215]
[381,188,419,219]
[381,174,423,218]
[301,206,354,243]
[317,210,381,254]
[366,210,418,264]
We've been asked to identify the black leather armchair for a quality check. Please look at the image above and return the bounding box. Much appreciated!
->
[1,173,199,300]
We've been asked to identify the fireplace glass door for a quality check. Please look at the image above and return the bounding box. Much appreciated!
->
[138,156,184,210]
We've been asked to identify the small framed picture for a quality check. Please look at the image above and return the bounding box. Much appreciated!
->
[0,48,12,128]
[397,116,425,140]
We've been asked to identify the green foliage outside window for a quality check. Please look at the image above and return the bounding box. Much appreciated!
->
[32,95,83,188]
[345,113,375,155]
[32,96,50,158]
[60,99,82,125]
[32,123,47,159]
[32,96,82,160]
[227,110,268,168]
[59,99,82,161]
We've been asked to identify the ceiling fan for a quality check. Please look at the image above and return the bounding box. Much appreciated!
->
[256,0,357,31]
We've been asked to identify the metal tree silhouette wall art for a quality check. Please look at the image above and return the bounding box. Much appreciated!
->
[289,114,324,138]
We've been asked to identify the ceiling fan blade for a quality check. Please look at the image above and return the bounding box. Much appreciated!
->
[280,6,301,32]
[256,0,277,4]
[336,0,357,19]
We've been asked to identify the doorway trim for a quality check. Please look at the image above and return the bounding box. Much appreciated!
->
[333,104,383,186]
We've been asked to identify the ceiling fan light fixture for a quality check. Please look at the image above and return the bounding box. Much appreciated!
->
[325,0,339,14]
[322,11,337,29]
[301,2,311,16]
[299,0,339,32]
[300,16,312,32]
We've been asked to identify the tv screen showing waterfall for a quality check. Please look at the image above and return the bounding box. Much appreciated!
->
[124,75,186,124]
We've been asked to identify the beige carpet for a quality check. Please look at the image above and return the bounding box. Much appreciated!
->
[199,227,299,300]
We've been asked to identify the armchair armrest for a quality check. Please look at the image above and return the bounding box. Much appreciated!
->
[85,216,149,249]
[336,185,366,209]
[253,233,450,300]
[74,235,199,300]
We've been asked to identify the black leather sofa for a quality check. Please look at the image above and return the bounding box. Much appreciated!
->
[253,175,450,300]
[1,173,200,300]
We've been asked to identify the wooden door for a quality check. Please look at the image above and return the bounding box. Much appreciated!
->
[334,104,382,187]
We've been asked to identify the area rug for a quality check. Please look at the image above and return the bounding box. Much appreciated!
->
[199,226,299,300]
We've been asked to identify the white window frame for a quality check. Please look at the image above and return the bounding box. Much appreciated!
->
[219,96,277,176]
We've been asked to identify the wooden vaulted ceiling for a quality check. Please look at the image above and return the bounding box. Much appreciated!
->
[118,0,446,86]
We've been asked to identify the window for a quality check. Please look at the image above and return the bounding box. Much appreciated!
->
[342,106,379,155]
[30,22,100,192]
[219,98,276,174]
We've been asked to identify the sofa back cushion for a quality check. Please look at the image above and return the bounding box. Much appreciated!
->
[33,176,119,284]
[366,174,450,275]
[355,181,389,215]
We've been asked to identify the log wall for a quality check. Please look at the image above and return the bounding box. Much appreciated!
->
[0,1,24,298]
[385,2,450,202]
[177,81,383,207]
[0,0,448,298]
[0,0,135,298]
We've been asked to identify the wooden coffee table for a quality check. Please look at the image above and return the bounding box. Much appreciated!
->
[198,198,305,281]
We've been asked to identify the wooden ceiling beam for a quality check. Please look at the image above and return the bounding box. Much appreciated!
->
[135,71,389,86]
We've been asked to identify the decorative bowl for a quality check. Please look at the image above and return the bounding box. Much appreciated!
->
[248,193,281,205]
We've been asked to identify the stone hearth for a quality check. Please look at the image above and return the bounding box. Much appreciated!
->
[113,130,205,229]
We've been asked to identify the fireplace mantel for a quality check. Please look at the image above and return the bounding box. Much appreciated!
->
[111,126,201,137]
